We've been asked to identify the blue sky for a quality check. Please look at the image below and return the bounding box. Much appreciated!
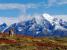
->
[0,0,67,17]
[0,0,47,4]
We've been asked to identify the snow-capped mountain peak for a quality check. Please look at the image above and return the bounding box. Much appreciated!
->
[43,13,54,23]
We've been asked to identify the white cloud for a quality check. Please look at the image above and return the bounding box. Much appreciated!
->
[0,0,66,10]
[0,3,66,15]
[0,0,66,11]
[58,2,67,5]
[48,0,67,6]
[0,14,34,26]
[0,3,43,14]
[0,3,36,9]
[0,17,19,26]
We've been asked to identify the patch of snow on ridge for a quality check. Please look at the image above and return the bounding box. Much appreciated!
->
[42,13,67,30]
[53,15,67,21]
[43,13,54,24]
[34,15,44,24]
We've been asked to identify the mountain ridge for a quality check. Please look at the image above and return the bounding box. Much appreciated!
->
[0,13,67,37]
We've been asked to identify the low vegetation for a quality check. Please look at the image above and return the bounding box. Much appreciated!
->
[0,33,67,50]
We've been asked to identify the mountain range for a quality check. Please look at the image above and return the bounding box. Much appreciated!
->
[0,14,67,37]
